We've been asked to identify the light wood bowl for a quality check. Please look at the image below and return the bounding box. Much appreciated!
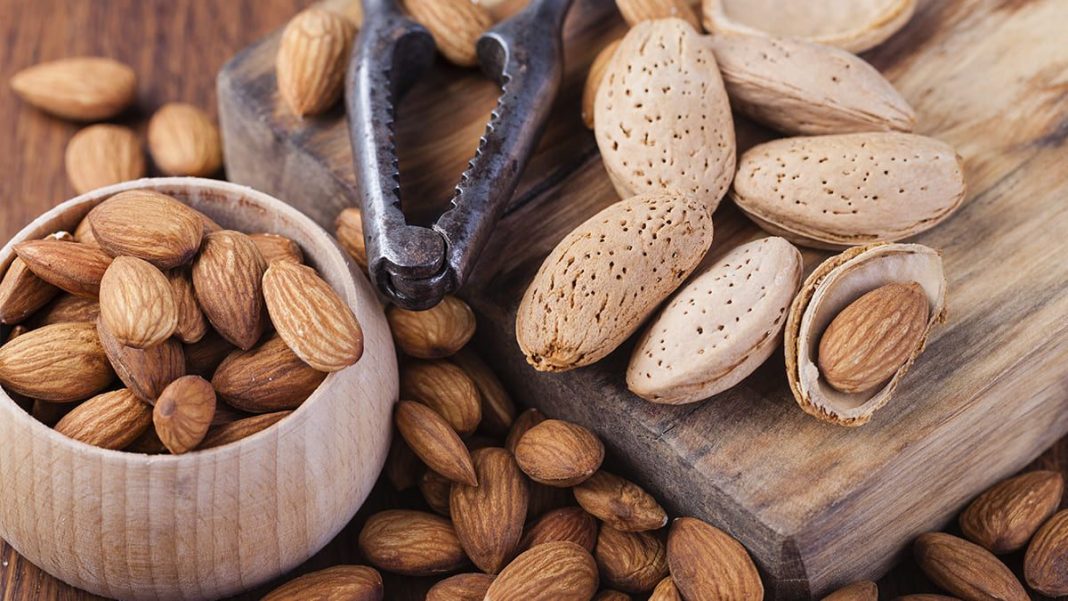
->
[0,178,397,601]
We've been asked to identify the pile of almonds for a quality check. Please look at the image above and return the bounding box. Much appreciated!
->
[0,189,363,453]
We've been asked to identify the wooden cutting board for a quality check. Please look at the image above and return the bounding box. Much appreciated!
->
[218,0,1068,596]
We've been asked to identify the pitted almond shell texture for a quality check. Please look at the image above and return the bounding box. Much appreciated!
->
[628,237,802,404]
[595,19,735,209]
[516,192,714,372]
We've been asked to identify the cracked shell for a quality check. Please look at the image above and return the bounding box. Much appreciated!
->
[785,243,946,426]
[628,237,802,404]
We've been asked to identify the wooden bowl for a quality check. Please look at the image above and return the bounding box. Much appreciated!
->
[0,178,397,601]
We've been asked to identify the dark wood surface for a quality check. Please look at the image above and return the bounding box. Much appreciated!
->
[1,1,1066,600]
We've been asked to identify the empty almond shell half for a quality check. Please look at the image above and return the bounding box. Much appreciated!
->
[785,243,946,426]
[628,237,802,404]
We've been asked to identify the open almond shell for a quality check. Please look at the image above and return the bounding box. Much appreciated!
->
[785,243,946,426]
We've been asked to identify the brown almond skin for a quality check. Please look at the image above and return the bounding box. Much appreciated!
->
[451,347,515,436]
[0,256,60,324]
[32,294,100,327]
[385,433,423,491]
[147,103,223,177]
[263,261,363,372]
[406,0,493,68]
[596,526,669,593]
[88,190,205,269]
[153,375,216,454]
[192,230,267,350]
[822,581,878,601]
[54,389,151,449]
[99,256,179,349]
[395,400,477,487]
[1024,509,1068,597]
[485,541,599,601]
[515,419,605,487]
[0,322,114,402]
[960,470,1064,554]
[427,573,495,601]
[420,469,453,516]
[358,509,469,577]
[595,591,632,601]
[183,329,234,379]
[197,411,292,450]
[387,295,476,359]
[31,399,73,427]
[520,506,599,553]
[574,471,668,532]
[98,317,185,403]
[506,407,546,454]
[262,565,383,601]
[913,532,1028,601]
[212,335,327,413]
[65,124,145,195]
[528,480,577,522]
[276,8,356,118]
[249,233,304,265]
[668,517,764,601]
[894,596,961,601]
[818,282,929,394]
[14,240,112,298]
[400,360,482,436]
[650,577,683,601]
[10,57,136,121]
[450,447,530,574]
[335,207,368,270]
[167,268,208,344]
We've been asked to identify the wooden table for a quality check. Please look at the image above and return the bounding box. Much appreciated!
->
[0,1,1064,599]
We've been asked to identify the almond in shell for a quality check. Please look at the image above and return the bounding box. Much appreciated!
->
[914,532,1028,601]
[98,317,185,403]
[10,57,136,121]
[54,388,151,450]
[514,419,605,487]
[153,375,216,454]
[276,8,357,117]
[450,447,529,574]
[0,322,114,402]
[192,230,267,350]
[88,190,206,269]
[484,541,599,601]
[14,240,112,297]
[574,471,668,533]
[99,256,178,349]
[668,517,763,601]
[358,509,469,577]
[212,334,327,413]
[395,400,478,487]
[262,565,383,601]
[1024,509,1068,597]
[147,103,223,177]
[596,526,669,594]
[65,124,145,195]
[401,359,482,436]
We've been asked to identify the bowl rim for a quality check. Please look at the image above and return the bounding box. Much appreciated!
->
[0,176,369,462]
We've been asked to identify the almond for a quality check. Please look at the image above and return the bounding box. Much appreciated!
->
[387,295,476,359]
[506,407,546,455]
[167,268,208,344]
[182,329,234,379]
[54,388,151,449]
[650,577,683,601]
[818,282,929,394]
[581,39,621,130]
[484,541,599,601]
[517,193,714,372]
[1024,509,1068,597]
[574,471,668,532]
[32,294,100,327]
[0,254,60,324]
[710,34,914,135]
[193,230,267,350]
[528,481,576,522]
[64,124,145,195]
[395,400,478,487]
[732,133,966,249]
[98,317,185,403]
[427,573,495,601]
[10,57,136,121]
[147,103,223,177]
[822,581,878,601]
[667,517,763,601]
[212,334,327,413]
[153,375,216,454]
[406,0,493,67]
[249,233,304,265]
[125,428,168,454]
[14,239,112,297]
[515,419,605,487]
[31,399,73,427]
[263,565,383,601]
[400,360,482,436]
[520,506,599,554]
[595,591,632,601]
[451,348,515,436]
[595,20,735,207]
[74,216,99,247]
[960,470,1064,554]
[450,447,529,574]
[88,190,206,269]
[913,532,1027,601]
[894,596,960,601]
[596,526,669,593]
[197,410,292,450]
[276,8,356,117]
[0,322,113,402]
[262,260,363,371]
[615,0,699,28]
[420,468,453,516]
[335,207,368,270]
[99,256,178,349]
[386,433,424,491]
[358,509,469,577]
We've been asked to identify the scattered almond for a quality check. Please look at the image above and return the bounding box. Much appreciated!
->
[99,256,178,349]
[451,348,515,436]
[581,39,621,130]
[420,469,453,516]
[14,239,112,297]
[167,268,208,344]
[88,190,206,269]
[960,470,1064,554]
[64,124,145,195]
[595,591,631,601]
[31,399,72,427]
[515,419,605,487]
[506,407,546,455]
[596,525,669,593]
[387,295,476,359]
[822,581,878,601]
[406,0,493,68]
[98,317,185,403]
[395,400,478,487]
[197,410,292,450]
[484,541,600,601]
[913,532,1027,601]
[0,254,60,324]
[386,433,423,491]
[450,447,529,574]
[574,471,668,532]
[249,232,304,265]
[192,230,267,350]
[262,565,384,601]
[73,215,98,246]
[147,103,223,177]
[153,375,216,454]
[182,329,234,379]
[400,360,482,436]
[54,388,151,450]
[0,322,113,402]
[335,207,368,270]
[10,57,136,121]
[1024,509,1068,597]
[521,506,599,554]
[212,334,327,413]
[276,8,356,117]
[32,294,99,327]
[615,0,699,28]
[427,573,495,601]
[358,509,469,577]
[650,577,683,601]
[667,517,764,601]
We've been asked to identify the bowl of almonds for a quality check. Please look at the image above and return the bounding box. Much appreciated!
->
[0,177,397,600]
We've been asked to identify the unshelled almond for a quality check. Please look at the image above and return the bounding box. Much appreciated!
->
[574,470,667,532]
[668,517,764,601]
[262,260,363,371]
[406,0,493,67]
[65,124,145,195]
[615,0,699,28]
[276,8,356,117]
[427,573,495,601]
[515,419,604,487]
[1024,509,1068,597]
[506,407,546,454]
[650,577,683,601]
[385,433,423,491]
[395,400,477,486]
[914,532,1027,601]
[192,230,267,350]
[358,509,468,577]
[167,268,208,344]
[249,233,304,265]
[818,282,929,394]
[822,581,878,601]
[153,375,216,454]
[0,254,60,324]
[99,256,178,349]
[31,399,72,427]
[0,322,114,402]
[147,103,223,177]
[420,469,453,516]
[197,410,292,450]
[387,295,476,359]
[182,328,234,379]
[582,39,621,130]
[520,506,599,553]
[451,347,515,435]
[98,317,185,403]
[400,360,482,435]
[262,565,383,601]
[484,541,599,601]
[10,57,136,121]
[212,334,326,412]
[88,190,206,269]
[596,525,669,593]
[450,447,529,574]
[335,207,368,270]
[32,294,100,327]
[14,239,112,297]
[960,470,1064,554]
[54,388,151,450]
